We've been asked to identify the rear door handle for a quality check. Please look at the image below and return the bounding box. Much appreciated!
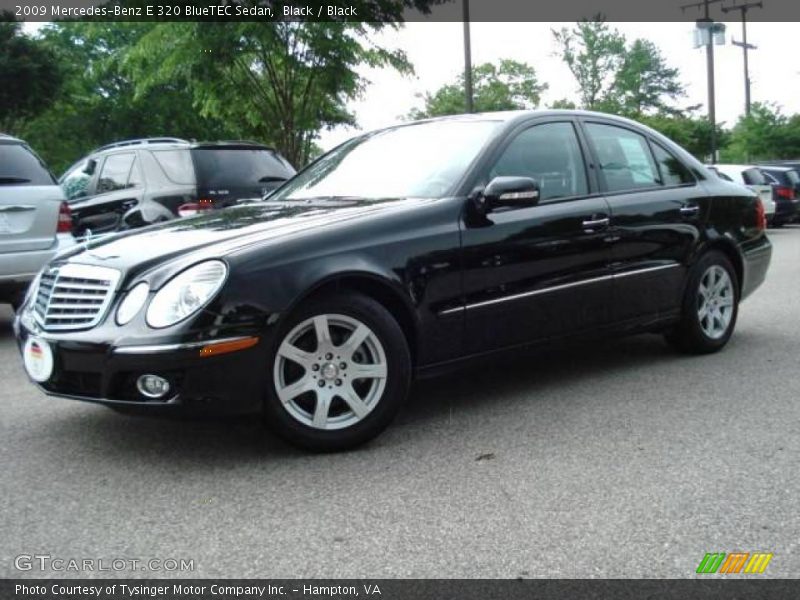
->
[679,205,700,216]
[582,217,610,232]
[0,205,36,213]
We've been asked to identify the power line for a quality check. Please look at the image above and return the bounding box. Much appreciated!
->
[722,1,763,117]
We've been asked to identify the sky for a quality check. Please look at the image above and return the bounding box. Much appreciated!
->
[22,21,800,152]
[317,21,800,150]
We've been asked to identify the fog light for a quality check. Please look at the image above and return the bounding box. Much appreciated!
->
[136,374,171,399]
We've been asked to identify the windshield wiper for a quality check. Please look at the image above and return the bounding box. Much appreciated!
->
[258,175,288,183]
[0,177,31,184]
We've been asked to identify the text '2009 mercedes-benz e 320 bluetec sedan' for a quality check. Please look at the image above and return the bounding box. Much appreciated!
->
[15,111,771,450]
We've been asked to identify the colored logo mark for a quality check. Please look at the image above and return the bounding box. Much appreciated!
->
[696,552,773,574]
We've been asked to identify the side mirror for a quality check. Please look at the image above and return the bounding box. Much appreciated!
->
[483,176,540,210]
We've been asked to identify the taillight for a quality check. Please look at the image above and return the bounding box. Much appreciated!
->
[57,201,73,234]
[755,198,767,231]
[177,200,213,218]
[775,186,795,200]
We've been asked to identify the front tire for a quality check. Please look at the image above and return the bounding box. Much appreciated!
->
[263,292,411,451]
[665,250,739,354]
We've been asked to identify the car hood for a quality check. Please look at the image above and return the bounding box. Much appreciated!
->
[56,197,430,279]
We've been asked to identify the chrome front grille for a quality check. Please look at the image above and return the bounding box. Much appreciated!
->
[33,264,121,331]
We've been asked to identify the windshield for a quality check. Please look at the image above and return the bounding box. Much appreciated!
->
[273,120,500,201]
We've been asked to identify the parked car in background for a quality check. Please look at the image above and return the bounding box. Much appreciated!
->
[15,111,771,450]
[60,138,296,237]
[758,165,800,226]
[707,164,776,225]
[0,134,75,309]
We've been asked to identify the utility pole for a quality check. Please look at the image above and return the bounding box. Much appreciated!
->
[722,1,762,117]
[682,0,725,163]
[462,0,474,113]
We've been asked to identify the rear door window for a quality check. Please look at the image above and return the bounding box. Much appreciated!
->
[151,149,195,185]
[584,123,660,193]
[96,152,136,193]
[0,142,55,186]
[191,148,295,190]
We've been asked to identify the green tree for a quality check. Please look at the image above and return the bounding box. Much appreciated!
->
[721,103,800,162]
[0,17,62,133]
[553,19,686,118]
[125,20,414,166]
[607,39,685,117]
[552,18,625,110]
[409,60,547,119]
[640,113,727,161]
[17,22,237,174]
[549,98,577,110]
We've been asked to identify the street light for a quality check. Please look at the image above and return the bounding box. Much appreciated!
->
[692,19,726,163]
[682,0,726,164]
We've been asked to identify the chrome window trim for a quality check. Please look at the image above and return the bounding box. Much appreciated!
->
[439,263,681,316]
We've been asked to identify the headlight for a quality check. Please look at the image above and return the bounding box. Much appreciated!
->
[146,260,227,328]
[116,282,150,325]
[23,271,43,309]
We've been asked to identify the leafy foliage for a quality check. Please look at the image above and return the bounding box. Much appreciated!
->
[0,17,63,133]
[721,103,800,162]
[552,18,625,110]
[409,60,548,119]
[639,114,728,161]
[606,39,686,117]
[125,21,412,166]
[17,22,235,174]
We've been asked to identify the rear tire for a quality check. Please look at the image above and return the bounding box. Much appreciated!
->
[263,292,411,451]
[665,250,739,355]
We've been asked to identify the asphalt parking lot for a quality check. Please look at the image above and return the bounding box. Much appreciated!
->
[1,229,799,579]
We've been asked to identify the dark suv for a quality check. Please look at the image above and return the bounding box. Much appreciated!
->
[60,138,296,237]
[758,164,800,226]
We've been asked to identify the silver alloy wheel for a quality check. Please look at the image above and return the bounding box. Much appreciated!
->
[273,314,388,431]
[697,265,735,340]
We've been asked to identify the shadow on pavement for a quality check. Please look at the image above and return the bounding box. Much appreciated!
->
[16,330,694,467]
[5,299,750,463]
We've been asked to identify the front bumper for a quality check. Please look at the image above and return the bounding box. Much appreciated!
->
[15,314,267,416]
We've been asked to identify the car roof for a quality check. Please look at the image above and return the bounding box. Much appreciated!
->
[0,133,23,143]
[191,140,277,152]
[89,137,278,155]
[710,164,763,171]
[759,165,795,172]
[410,109,657,126]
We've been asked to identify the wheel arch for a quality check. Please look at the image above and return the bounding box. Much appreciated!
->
[696,237,744,296]
[286,271,420,366]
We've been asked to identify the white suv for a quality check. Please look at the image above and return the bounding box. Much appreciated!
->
[707,164,777,225]
[0,134,76,308]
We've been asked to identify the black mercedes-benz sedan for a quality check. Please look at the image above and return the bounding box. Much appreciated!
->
[15,111,772,450]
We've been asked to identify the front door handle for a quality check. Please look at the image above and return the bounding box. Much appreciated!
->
[679,205,700,216]
[582,217,610,232]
